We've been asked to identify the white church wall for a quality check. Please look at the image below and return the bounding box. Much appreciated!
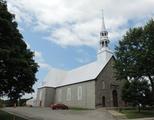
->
[44,87,55,107]
[36,87,55,107]
[36,88,41,106]
[55,80,95,109]
[36,87,46,107]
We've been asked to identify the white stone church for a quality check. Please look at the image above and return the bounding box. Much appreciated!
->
[36,15,123,109]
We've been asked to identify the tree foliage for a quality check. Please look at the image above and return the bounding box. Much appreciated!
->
[0,0,38,102]
[114,19,154,102]
[122,80,151,106]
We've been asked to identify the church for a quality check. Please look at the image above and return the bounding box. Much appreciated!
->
[36,15,123,109]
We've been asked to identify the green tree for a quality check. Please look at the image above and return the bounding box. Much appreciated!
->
[114,19,154,103]
[0,98,4,107]
[122,80,151,108]
[0,0,38,103]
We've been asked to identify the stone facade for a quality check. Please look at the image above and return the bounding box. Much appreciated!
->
[95,57,123,108]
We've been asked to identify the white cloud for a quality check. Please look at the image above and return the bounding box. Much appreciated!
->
[37,62,51,70]
[34,51,42,58]
[7,0,154,47]
[34,51,44,62]
[25,42,31,49]
[27,44,50,70]
[34,51,51,70]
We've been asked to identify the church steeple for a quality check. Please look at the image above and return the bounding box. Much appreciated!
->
[97,10,112,63]
[99,11,109,50]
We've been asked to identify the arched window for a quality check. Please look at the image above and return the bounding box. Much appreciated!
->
[102,81,105,89]
[103,41,106,47]
[101,41,104,47]
[66,88,71,101]
[77,86,82,100]
[39,90,42,100]
[58,89,62,102]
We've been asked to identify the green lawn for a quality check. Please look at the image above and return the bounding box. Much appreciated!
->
[120,109,154,119]
[0,110,26,120]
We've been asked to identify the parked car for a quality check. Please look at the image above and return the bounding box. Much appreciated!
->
[51,104,69,110]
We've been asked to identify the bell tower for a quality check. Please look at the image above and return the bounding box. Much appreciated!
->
[99,11,109,50]
[97,11,113,63]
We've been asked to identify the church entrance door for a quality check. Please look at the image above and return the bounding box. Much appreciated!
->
[102,96,105,107]
[112,90,118,107]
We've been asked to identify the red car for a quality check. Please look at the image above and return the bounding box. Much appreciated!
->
[51,104,69,110]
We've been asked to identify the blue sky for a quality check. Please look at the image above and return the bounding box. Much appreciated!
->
[6,0,154,98]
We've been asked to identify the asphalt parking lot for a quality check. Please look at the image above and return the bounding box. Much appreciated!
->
[2,107,115,120]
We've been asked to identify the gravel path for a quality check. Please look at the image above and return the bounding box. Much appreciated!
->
[2,107,115,120]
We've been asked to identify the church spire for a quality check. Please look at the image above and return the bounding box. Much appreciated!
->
[99,10,109,50]
[101,10,106,31]
[97,10,113,63]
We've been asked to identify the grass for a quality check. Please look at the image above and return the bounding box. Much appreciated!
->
[0,110,27,120]
[120,109,154,119]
